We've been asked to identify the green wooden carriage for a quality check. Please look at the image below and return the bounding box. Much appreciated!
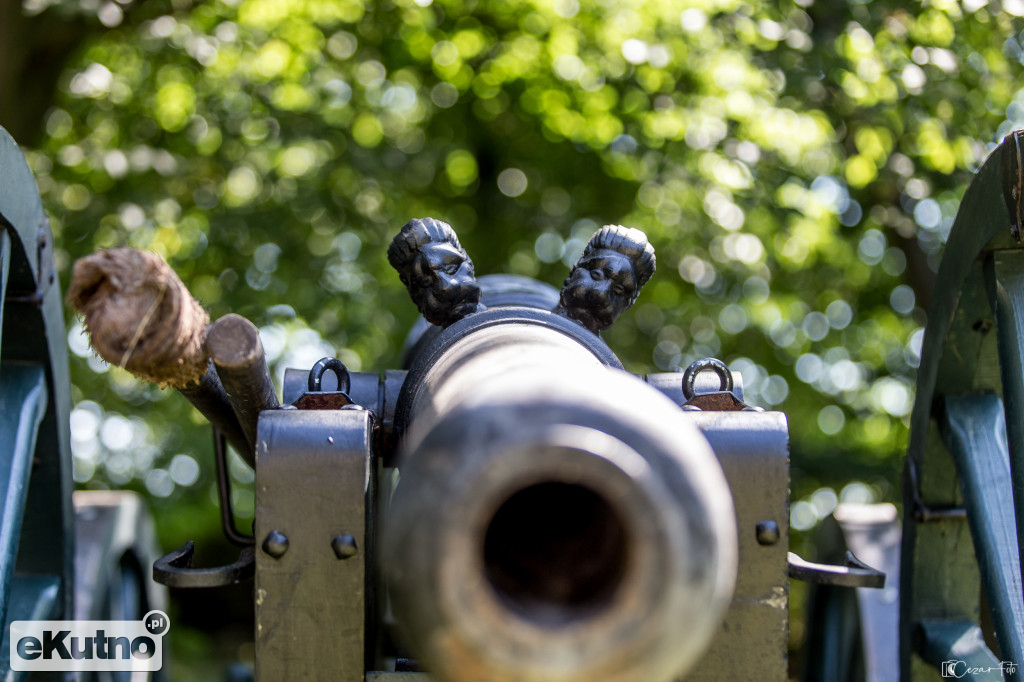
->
[0,128,164,681]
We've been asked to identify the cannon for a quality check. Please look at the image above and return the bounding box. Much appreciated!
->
[11,123,1024,681]
[136,216,813,682]
[2,123,904,680]
[61,212,806,680]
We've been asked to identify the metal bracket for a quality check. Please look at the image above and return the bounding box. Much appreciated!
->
[254,408,372,682]
[1002,129,1024,242]
[681,358,763,412]
[787,550,886,589]
[682,409,790,680]
[151,427,255,587]
[214,428,254,547]
[907,457,967,522]
[152,540,255,588]
[292,356,354,409]
[7,220,54,305]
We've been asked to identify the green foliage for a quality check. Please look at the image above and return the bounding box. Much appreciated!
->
[16,0,1024,655]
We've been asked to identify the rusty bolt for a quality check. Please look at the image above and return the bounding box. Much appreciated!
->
[332,534,358,559]
[262,531,289,558]
[756,520,781,546]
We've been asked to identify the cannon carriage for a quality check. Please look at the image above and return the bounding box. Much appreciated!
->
[1,124,1022,680]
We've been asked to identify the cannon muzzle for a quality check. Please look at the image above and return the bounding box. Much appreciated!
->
[383,319,737,682]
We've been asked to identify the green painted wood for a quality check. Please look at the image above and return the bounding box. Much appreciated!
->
[0,126,74,623]
[902,132,1024,680]
[0,363,46,631]
[903,423,982,681]
[907,140,1016,449]
[0,128,45,291]
[987,251,1024,583]
[917,621,1007,681]
[942,394,1024,673]
[0,574,60,679]
[0,231,11,351]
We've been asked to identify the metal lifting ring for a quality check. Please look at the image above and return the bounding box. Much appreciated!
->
[682,358,734,401]
[308,357,352,394]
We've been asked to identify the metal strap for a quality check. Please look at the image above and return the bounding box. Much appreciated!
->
[255,408,372,682]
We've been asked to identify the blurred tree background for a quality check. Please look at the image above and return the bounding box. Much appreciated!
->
[3,0,1024,676]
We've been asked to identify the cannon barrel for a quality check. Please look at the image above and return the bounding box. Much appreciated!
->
[383,312,738,682]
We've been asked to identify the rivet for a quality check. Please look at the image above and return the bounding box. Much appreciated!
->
[756,520,781,546]
[332,534,358,559]
[262,531,289,558]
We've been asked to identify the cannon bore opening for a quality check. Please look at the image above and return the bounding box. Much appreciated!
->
[482,482,630,625]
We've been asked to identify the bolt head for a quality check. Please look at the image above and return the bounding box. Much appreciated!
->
[332,534,358,559]
[756,520,781,546]
[262,531,289,558]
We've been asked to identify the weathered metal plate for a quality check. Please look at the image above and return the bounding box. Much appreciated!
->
[291,391,353,410]
[682,410,789,682]
[255,409,372,682]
